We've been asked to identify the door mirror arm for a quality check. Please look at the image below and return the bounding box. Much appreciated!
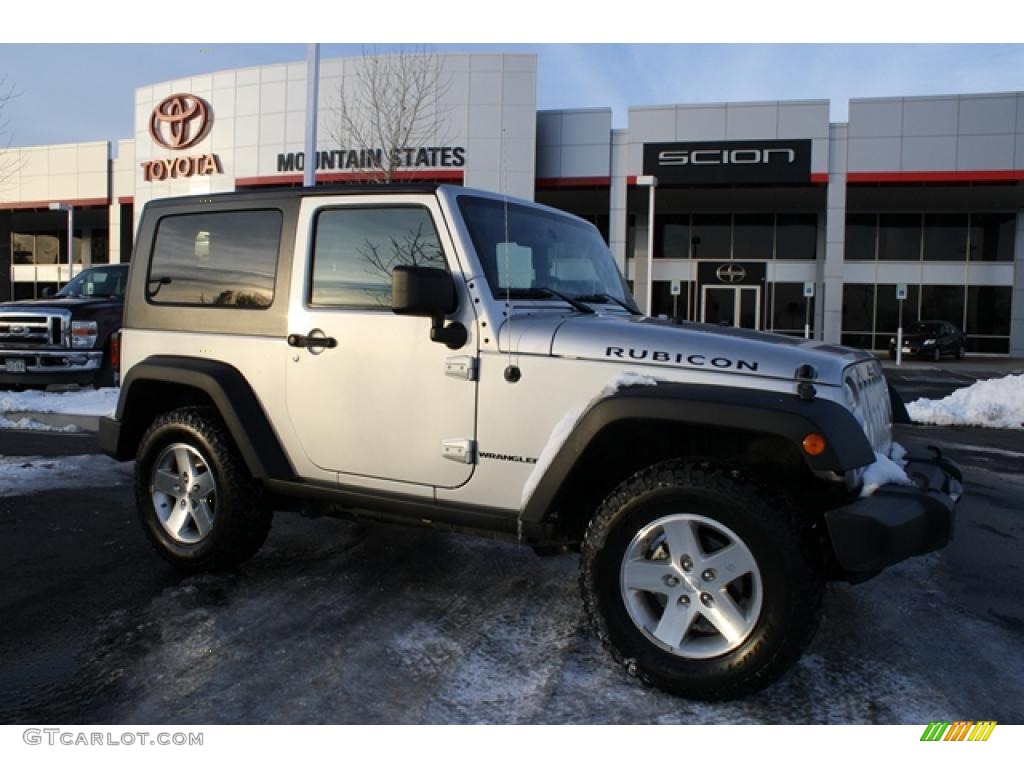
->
[430,316,468,349]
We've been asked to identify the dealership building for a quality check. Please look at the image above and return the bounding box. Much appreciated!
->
[1,52,1022,355]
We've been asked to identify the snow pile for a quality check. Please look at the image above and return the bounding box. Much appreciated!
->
[520,373,658,509]
[907,374,1024,430]
[0,415,80,432]
[859,441,913,498]
[0,387,118,416]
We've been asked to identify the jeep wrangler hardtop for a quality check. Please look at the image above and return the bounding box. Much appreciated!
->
[100,183,962,700]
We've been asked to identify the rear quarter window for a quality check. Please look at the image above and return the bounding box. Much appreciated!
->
[147,210,282,308]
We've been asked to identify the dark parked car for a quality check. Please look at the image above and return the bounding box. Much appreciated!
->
[888,320,966,361]
[0,264,128,389]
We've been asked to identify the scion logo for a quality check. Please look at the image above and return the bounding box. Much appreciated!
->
[657,148,796,166]
[716,263,747,284]
[149,94,210,151]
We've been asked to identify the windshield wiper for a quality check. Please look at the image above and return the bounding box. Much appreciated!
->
[506,287,595,314]
[572,292,643,315]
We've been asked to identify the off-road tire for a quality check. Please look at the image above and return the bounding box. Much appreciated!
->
[580,459,824,700]
[134,406,272,571]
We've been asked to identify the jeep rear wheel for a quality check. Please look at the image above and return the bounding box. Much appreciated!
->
[580,460,823,700]
[135,406,272,571]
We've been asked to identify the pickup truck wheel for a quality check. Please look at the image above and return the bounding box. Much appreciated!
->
[134,406,272,571]
[580,459,823,700]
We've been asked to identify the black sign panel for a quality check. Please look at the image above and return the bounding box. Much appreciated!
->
[643,140,812,185]
[697,261,766,287]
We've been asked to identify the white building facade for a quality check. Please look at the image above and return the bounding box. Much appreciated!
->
[1,52,1021,355]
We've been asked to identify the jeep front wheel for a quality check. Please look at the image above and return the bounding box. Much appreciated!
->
[580,460,823,700]
[134,406,272,571]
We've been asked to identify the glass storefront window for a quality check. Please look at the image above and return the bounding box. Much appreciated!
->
[842,283,875,335]
[651,280,690,319]
[733,214,773,260]
[776,214,817,260]
[844,213,876,260]
[876,283,920,333]
[878,213,922,261]
[656,214,690,259]
[966,286,1011,336]
[969,213,1015,261]
[920,285,965,327]
[923,213,968,261]
[771,282,813,332]
[690,214,731,260]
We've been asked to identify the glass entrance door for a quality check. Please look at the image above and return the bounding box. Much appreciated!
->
[702,286,760,329]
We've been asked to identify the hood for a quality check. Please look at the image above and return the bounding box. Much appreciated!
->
[498,310,871,384]
[892,333,932,344]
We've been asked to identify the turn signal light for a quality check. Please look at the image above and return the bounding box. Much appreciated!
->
[802,433,827,456]
[110,330,122,372]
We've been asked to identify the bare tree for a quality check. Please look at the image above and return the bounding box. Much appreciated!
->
[0,76,24,190]
[328,47,452,183]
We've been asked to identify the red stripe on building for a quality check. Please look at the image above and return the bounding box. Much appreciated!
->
[810,173,829,184]
[0,197,110,211]
[118,196,134,205]
[847,170,1024,184]
[536,176,612,188]
[235,170,465,187]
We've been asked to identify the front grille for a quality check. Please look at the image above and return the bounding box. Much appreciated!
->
[0,312,67,349]
[844,359,892,456]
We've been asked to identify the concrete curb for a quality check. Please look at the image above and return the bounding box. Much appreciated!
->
[2,411,100,432]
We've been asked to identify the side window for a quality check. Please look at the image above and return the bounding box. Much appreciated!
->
[310,206,446,308]
[148,210,281,307]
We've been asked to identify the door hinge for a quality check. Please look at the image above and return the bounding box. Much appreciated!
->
[441,438,476,464]
[445,355,478,381]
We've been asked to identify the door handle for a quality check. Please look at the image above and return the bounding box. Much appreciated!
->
[287,333,337,349]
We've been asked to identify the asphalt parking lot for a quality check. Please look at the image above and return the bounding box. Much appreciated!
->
[0,362,1021,724]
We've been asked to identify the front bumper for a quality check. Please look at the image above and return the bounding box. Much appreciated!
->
[825,448,962,576]
[0,348,102,386]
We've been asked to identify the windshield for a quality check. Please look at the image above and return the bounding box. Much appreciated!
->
[907,322,940,335]
[57,266,128,299]
[457,196,633,307]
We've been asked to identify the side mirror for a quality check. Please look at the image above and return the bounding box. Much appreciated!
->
[41,286,56,298]
[392,266,466,350]
[392,266,457,317]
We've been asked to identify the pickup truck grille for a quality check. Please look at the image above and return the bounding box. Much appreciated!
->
[0,312,65,348]
[844,359,892,456]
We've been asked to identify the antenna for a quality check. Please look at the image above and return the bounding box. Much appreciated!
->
[501,126,520,383]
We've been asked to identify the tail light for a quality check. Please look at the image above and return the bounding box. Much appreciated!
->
[110,330,122,379]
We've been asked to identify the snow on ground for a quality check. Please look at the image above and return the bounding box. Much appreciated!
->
[907,373,1024,429]
[520,372,658,508]
[0,416,80,433]
[0,454,134,496]
[0,387,118,417]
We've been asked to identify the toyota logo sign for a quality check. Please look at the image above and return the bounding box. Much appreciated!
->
[149,93,210,151]
[716,263,747,284]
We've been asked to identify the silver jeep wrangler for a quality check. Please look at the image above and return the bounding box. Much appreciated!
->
[101,184,962,700]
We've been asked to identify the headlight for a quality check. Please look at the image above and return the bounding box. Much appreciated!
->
[889,337,896,345]
[71,320,98,349]
[923,339,935,346]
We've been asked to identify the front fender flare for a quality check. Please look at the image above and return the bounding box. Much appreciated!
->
[520,382,874,523]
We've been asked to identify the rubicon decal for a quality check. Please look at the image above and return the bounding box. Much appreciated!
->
[920,721,997,742]
[606,347,758,372]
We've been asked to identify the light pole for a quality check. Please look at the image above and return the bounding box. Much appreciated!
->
[48,202,74,286]
[636,175,658,316]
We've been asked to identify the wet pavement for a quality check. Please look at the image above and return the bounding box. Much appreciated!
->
[0,417,1021,724]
